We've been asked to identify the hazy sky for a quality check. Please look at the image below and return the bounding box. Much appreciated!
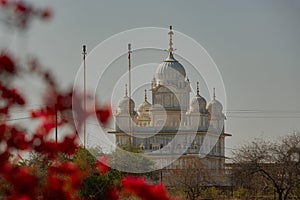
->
[2,0,300,155]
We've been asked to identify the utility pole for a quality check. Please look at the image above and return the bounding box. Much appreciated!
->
[83,45,87,149]
[128,43,132,147]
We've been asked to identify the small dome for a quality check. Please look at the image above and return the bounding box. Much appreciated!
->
[138,101,151,111]
[118,96,135,110]
[155,52,186,82]
[138,90,151,114]
[207,89,223,115]
[189,82,207,113]
[207,99,223,113]
[117,86,135,114]
[155,26,186,84]
[190,95,207,113]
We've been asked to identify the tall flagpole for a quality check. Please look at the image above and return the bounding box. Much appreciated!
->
[82,45,87,149]
[128,43,132,147]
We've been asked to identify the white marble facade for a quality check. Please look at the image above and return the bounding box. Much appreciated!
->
[109,27,230,174]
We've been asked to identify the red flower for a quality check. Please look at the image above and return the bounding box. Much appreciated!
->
[0,152,11,173]
[8,195,31,200]
[0,106,9,115]
[6,127,29,150]
[0,53,15,74]
[122,176,174,200]
[0,123,7,139]
[58,135,79,155]
[106,187,119,200]
[43,162,84,199]
[14,2,28,13]
[0,0,7,7]
[96,105,111,125]
[96,156,110,175]
[41,8,52,20]
[0,86,25,105]
[31,107,55,118]
[5,167,39,198]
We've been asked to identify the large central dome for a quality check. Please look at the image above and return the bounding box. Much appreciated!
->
[155,52,186,82]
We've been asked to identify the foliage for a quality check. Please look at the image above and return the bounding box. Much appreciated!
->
[79,172,118,199]
[168,157,214,200]
[121,176,180,200]
[232,133,300,200]
[199,187,222,199]
[0,1,178,200]
[73,148,123,199]
[73,148,98,170]
[109,148,155,173]
[232,187,250,199]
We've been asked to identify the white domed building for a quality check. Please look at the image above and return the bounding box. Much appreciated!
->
[136,90,151,127]
[109,26,231,186]
[114,85,137,132]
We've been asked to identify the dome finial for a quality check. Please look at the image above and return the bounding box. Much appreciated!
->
[168,25,174,53]
[125,84,128,96]
[144,89,147,101]
[196,82,200,96]
[213,87,216,100]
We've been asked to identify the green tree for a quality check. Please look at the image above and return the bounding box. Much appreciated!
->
[19,152,52,183]
[168,157,213,200]
[79,170,123,199]
[73,147,98,171]
[72,147,123,199]
[109,148,154,173]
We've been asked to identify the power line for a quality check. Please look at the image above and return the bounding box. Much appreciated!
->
[227,115,300,119]
[3,116,32,122]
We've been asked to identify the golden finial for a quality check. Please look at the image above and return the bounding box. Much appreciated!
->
[144,89,147,101]
[125,84,128,96]
[168,25,174,53]
[196,82,199,96]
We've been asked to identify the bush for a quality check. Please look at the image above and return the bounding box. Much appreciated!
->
[0,1,178,199]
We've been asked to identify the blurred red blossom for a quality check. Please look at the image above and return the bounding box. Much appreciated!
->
[0,0,7,7]
[96,105,111,125]
[40,8,52,20]
[0,85,25,106]
[0,1,179,199]
[96,155,110,175]
[105,187,119,200]
[14,1,28,13]
[0,53,15,74]
[0,0,52,29]
[122,176,176,200]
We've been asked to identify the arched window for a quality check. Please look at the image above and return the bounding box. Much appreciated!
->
[193,142,198,149]
[156,120,164,127]
[140,143,145,150]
